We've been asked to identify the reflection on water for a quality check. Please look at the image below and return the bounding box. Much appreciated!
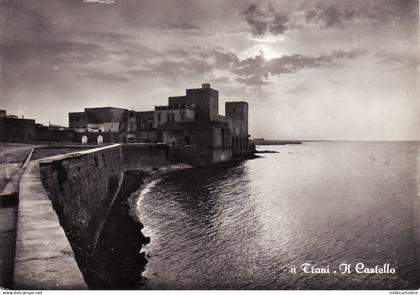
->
[136,142,420,289]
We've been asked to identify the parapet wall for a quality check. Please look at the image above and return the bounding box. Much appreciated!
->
[14,161,87,289]
[37,143,169,288]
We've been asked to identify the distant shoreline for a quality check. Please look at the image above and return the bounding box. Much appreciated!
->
[253,140,420,145]
[252,140,302,145]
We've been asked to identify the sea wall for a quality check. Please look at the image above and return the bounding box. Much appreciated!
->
[14,161,87,289]
[37,143,169,288]
[168,146,232,166]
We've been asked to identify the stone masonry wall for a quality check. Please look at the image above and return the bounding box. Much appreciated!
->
[38,143,168,287]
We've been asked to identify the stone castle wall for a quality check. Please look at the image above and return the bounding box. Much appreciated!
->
[37,143,168,287]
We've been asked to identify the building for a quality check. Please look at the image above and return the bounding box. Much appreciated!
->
[68,107,159,144]
[154,105,195,128]
[34,124,75,142]
[166,83,218,121]
[135,111,156,143]
[68,112,87,131]
[0,111,36,142]
[69,107,128,144]
[0,110,76,143]
[125,110,156,143]
[65,84,252,164]
[155,84,251,165]
[1,84,252,165]
[226,102,249,154]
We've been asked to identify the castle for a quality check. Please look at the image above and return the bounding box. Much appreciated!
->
[0,84,252,165]
[68,84,252,165]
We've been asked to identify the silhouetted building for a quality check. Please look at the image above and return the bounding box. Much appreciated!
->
[34,124,76,142]
[0,110,35,142]
[66,84,252,163]
[68,112,86,130]
[226,101,249,154]
[68,107,128,144]
[156,84,251,165]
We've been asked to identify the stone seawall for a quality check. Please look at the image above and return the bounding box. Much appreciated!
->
[14,161,87,289]
[37,143,169,288]
[168,145,232,166]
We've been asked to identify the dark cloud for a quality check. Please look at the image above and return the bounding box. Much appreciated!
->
[306,5,342,28]
[230,49,363,85]
[303,0,418,29]
[243,2,289,36]
[127,47,364,86]
[242,0,418,34]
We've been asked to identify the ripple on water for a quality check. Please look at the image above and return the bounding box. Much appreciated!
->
[137,142,420,289]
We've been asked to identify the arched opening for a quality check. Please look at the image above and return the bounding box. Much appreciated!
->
[97,135,103,145]
[82,135,88,144]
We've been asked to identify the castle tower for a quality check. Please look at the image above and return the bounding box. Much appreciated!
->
[225,101,248,152]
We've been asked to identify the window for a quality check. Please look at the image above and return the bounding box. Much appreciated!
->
[157,113,161,121]
[181,113,185,120]
[233,108,236,113]
[167,113,175,123]
[184,136,190,145]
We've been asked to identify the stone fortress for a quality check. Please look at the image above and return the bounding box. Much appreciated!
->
[68,83,252,164]
[1,84,253,165]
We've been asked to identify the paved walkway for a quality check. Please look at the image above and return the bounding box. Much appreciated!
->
[0,143,35,192]
[0,144,34,288]
[13,162,87,289]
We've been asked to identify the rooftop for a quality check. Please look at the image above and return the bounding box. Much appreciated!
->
[155,104,195,111]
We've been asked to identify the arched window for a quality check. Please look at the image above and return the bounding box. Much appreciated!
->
[97,135,103,145]
[82,135,88,144]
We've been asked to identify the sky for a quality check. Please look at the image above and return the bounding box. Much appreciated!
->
[0,0,419,140]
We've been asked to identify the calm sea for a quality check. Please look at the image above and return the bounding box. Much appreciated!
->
[136,142,420,289]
